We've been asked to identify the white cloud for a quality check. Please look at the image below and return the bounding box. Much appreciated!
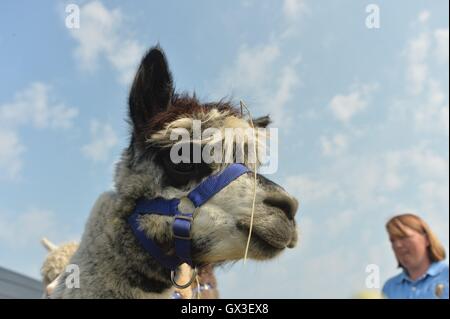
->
[283,0,307,21]
[329,84,377,123]
[299,247,362,298]
[70,1,120,70]
[0,82,78,130]
[287,146,448,211]
[419,181,449,209]
[266,65,301,125]
[320,133,348,156]
[413,80,449,135]
[405,33,430,95]
[69,1,144,85]
[404,23,449,135]
[343,159,387,207]
[375,147,449,203]
[393,24,449,136]
[404,26,448,96]
[217,44,280,94]
[325,210,357,238]
[280,0,309,39]
[418,10,431,24]
[241,0,253,8]
[81,120,118,162]
[108,41,144,84]
[0,83,78,180]
[408,33,429,62]
[330,92,366,122]
[214,43,301,127]
[285,175,337,202]
[296,216,314,251]
[0,208,62,246]
[383,153,404,191]
[212,3,307,127]
[357,148,448,203]
[434,28,449,64]
[0,129,25,180]
[405,147,449,179]
[382,147,448,183]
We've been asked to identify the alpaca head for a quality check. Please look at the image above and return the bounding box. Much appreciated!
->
[116,46,299,268]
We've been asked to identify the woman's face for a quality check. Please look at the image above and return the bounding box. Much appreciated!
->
[389,226,430,271]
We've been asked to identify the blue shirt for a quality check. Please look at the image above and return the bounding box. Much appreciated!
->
[383,261,449,299]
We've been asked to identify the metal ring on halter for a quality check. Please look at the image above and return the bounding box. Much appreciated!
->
[171,267,197,289]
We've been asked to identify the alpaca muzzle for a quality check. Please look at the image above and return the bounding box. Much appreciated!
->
[128,163,250,286]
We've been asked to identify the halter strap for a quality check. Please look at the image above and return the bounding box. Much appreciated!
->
[188,163,250,206]
[128,163,250,270]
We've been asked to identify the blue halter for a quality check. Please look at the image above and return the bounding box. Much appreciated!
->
[128,163,250,271]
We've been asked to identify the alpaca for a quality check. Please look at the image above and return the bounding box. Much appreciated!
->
[41,238,216,299]
[49,46,299,298]
[40,238,78,297]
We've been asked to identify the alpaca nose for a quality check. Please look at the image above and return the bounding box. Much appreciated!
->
[263,193,299,220]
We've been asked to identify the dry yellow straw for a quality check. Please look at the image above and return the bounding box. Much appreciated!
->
[240,100,257,264]
[195,273,201,299]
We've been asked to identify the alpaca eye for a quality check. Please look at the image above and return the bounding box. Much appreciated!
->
[171,162,195,174]
[157,149,213,187]
[161,152,196,175]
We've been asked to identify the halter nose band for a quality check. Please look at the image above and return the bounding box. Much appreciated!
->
[128,163,250,270]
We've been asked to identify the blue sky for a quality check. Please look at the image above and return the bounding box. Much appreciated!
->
[0,0,448,298]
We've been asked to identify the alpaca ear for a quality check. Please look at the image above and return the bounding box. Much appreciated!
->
[253,115,271,128]
[128,46,173,133]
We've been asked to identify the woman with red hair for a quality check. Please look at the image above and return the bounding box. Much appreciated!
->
[383,214,448,299]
